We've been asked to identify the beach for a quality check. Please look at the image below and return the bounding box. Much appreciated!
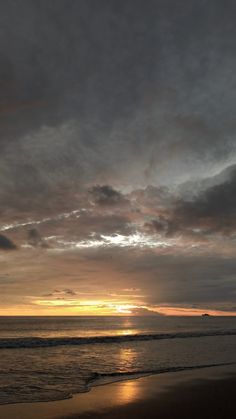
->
[0,316,235,418]
[0,364,235,419]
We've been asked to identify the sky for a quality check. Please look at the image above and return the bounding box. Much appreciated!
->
[0,0,236,316]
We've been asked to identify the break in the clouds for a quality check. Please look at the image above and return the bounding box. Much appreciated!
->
[0,1,236,315]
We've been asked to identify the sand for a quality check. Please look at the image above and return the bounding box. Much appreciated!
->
[0,364,235,419]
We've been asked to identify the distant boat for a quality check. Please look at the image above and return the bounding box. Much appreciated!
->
[202,313,211,317]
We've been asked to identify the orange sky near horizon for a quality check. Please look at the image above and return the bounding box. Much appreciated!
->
[0,302,235,317]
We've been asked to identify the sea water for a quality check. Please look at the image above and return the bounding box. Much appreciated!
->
[0,316,235,404]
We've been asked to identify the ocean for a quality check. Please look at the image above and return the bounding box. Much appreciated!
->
[0,316,236,405]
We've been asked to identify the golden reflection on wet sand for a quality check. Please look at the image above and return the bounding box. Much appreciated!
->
[116,379,142,405]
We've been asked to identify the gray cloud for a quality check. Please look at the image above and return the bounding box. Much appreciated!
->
[175,165,236,234]
[0,1,236,313]
[28,228,49,248]
[89,185,127,206]
[1,1,236,216]
[0,234,17,250]
[142,164,236,239]
[129,307,164,316]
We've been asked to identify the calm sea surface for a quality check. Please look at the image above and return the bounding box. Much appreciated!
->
[0,316,236,404]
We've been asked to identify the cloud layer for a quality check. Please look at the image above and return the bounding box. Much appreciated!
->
[0,1,236,314]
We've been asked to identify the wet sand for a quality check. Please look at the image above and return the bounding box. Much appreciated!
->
[0,365,235,419]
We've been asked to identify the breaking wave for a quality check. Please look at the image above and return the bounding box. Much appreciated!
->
[88,362,235,386]
[1,329,236,349]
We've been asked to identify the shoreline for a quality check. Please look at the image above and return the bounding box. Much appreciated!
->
[0,362,234,407]
[0,364,235,419]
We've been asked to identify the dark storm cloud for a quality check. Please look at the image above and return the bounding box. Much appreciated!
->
[0,1,236,313]
[89,185,127,206]
[28,228,49,248]
[144,216,177,237]
[28,228,42,247]
[143,164,236,238]
[0,234,17,250]
[175,164,236,234]
[4,163,236,246]
[0,0,236,217]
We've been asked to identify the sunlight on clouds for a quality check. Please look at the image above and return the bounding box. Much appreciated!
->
[0,210,81,232]
[52,233,176,251]
[35,299,104,307]
[33,298,141,315]
[115,305,135,314]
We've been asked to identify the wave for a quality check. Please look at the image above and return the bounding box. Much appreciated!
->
[1,329,236,349]
[0,362,234,406]
[88,362,235,387]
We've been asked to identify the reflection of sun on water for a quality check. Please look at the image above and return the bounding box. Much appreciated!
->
[118,317,139,336]
[117,380,141,404]
[115,347,142,404]
[120,329,135,336]
[122,317,133,327]
[118,347,138,375]
[119,347,135,364]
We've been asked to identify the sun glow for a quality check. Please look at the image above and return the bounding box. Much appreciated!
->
[2,298,236,316]
[116,305,136,314]
[32,298,141,315]
[13,294,236,317]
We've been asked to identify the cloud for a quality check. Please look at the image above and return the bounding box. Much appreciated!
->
[89,185,128,206]
[0,1,236,314]
[63,288,77,296]
[141,164,236,240]
[28,228,49,248]
[28,228,41,246]
[174,164,236,235]
[1,0,236,220]
[130,307,163,316]
[42,288,77,298]
[0,234,17,250]
[5,165,236,253]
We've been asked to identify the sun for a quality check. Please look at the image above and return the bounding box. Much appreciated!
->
[116,305,136,314]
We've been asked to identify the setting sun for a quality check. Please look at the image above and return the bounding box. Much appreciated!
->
[116,305,135,314]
